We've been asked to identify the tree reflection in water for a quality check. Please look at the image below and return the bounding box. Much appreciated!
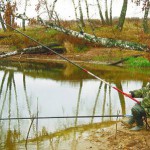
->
[0,61,148,149]
[0,70,21,149]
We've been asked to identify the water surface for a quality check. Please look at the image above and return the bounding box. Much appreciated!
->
[0,60,149,149]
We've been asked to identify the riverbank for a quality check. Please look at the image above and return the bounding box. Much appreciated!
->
[73,121,150,150]
[22,118,150,150]
[0,45,150,150]
[1,46,149,66]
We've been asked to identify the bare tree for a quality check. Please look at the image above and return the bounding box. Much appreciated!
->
[0,0,6,31]
[78,0,85,27]
[72,0,84,32]
[22,0,28,31]
[97,0,112,25]
[142,0,150,33]
[109,0,113,25]
[0,12,6,32]
[49,0,58,20]
[96,0,105,24]
[72,0,78,22]
[105,0,110,24]
[84,0,96,35]
[116,0,128,31]
[132,0,150,33]
[44,0,51,20]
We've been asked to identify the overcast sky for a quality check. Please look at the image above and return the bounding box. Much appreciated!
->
[0,0,147,27]
[17,0,145,20]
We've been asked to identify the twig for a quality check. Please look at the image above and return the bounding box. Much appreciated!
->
[115,110,120,139]
[25,117,35,150]
[36,98,39,147]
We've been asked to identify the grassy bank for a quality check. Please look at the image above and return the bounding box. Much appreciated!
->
[0,19,150,64]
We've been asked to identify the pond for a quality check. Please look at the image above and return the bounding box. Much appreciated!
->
[0,60,149,150]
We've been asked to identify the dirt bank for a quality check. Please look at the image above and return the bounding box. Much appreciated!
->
[72,121,150,150]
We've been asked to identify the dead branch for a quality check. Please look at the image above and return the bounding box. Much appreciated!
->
[108,54,143,65]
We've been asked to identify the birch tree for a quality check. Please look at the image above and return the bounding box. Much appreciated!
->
[84,0,95,35]
[109,0,113,25]
[72,0,84,32]
[22,0,28,31]
[0,12,6,32]
[78,0,85,27]
[72,0,78,23]
[142,0,150,33]
[97,0,112,25]
[36,0,58,22]
[116,0,128,31]
[49,0,58,20]
[44,0,51,20]
[132,0,150,33]
[105,0,110,24]
[96,0,105,24]
[0,0,6,31]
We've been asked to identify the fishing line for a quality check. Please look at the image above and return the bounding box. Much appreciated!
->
[1,21,140,104]
[0,115,132,121]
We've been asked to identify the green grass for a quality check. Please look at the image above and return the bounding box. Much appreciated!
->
[126,57,150,67]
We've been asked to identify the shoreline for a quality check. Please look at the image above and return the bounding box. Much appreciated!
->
[0,49,150,150]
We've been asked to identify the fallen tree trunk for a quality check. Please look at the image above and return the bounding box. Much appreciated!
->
[0,43,65,58]
[39,19,150,52]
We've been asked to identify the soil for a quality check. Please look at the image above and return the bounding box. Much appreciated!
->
[74,120,150,150]
[0,45,150,150]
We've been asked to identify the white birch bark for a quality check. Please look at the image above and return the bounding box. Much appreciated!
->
[0,43,62,58]
[38,18,149,52]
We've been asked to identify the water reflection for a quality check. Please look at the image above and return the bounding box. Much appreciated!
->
[0,60,149,149]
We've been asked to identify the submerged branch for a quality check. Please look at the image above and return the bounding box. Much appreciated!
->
[109,54,143,65]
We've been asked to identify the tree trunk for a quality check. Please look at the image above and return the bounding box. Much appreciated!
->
[143,1,150,33]
[41,21,149,51]
[22,19,25,31]
[105,0,110,25]
[72,0,83,31]
[4,2,13,31]
[96,0,105,24]
[0,12,6,32]
[109,0,113,25]
[44,0,51,20]
[50,0,58,20]
[78,0,85,28]
[0,43,65,58]
[84,0,95,35]
[22,0,28,31]
[116,0,128,31]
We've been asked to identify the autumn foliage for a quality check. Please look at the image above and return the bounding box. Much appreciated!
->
[3,2,17,31]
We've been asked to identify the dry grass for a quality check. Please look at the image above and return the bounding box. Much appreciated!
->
[0,18,149,59]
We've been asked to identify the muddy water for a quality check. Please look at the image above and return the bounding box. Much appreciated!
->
[0,60,149,150]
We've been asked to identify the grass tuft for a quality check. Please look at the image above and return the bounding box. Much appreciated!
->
[126,57,150,67]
